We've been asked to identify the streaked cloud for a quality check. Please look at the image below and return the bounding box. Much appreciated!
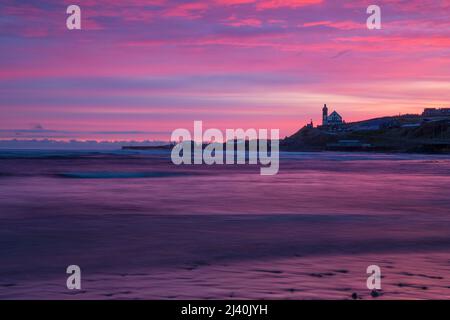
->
[1,0,449,141]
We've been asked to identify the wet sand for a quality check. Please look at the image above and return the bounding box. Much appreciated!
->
[4,252,449,300]
[1,214,450,299]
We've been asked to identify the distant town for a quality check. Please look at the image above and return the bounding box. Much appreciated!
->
[281,105,450,153]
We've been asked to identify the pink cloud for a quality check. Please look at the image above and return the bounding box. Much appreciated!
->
[223,15,262,27]
[256,0,323,9]
[215,0,255,5]
[216,0,323,9]
[302,20,363,30]
[163,2,209,18]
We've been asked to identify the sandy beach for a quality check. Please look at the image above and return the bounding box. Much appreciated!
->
[1,213,450,299]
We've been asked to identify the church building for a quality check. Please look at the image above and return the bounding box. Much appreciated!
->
[322,104,343,126]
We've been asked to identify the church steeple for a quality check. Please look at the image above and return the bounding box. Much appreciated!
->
[322,104,328,126]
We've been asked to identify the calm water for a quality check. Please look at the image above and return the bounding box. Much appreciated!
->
[2,150,450,217]
[1,150,450,299]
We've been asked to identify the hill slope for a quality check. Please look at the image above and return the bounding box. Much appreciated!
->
[281,119,450,153]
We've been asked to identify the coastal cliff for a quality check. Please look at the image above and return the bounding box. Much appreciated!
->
[281,116,450,153]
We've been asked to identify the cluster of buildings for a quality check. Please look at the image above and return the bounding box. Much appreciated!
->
[298,104,450,151]
[305,104,344,129]
[305,105,450,131]
[422,108,450,117]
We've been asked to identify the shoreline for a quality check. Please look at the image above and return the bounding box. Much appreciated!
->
[121,144,450,155]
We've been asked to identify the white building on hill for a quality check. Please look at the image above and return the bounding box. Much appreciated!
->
[322,104,344,126]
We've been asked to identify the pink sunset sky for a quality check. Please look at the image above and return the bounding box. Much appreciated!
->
[1,0,450,141]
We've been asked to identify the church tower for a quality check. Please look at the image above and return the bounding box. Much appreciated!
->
[322,104,328,126]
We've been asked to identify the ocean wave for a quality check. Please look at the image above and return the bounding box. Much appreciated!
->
[57,171,186,179]
[0,149,169,159]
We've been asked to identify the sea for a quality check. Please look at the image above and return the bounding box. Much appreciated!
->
[1,149,449,299]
